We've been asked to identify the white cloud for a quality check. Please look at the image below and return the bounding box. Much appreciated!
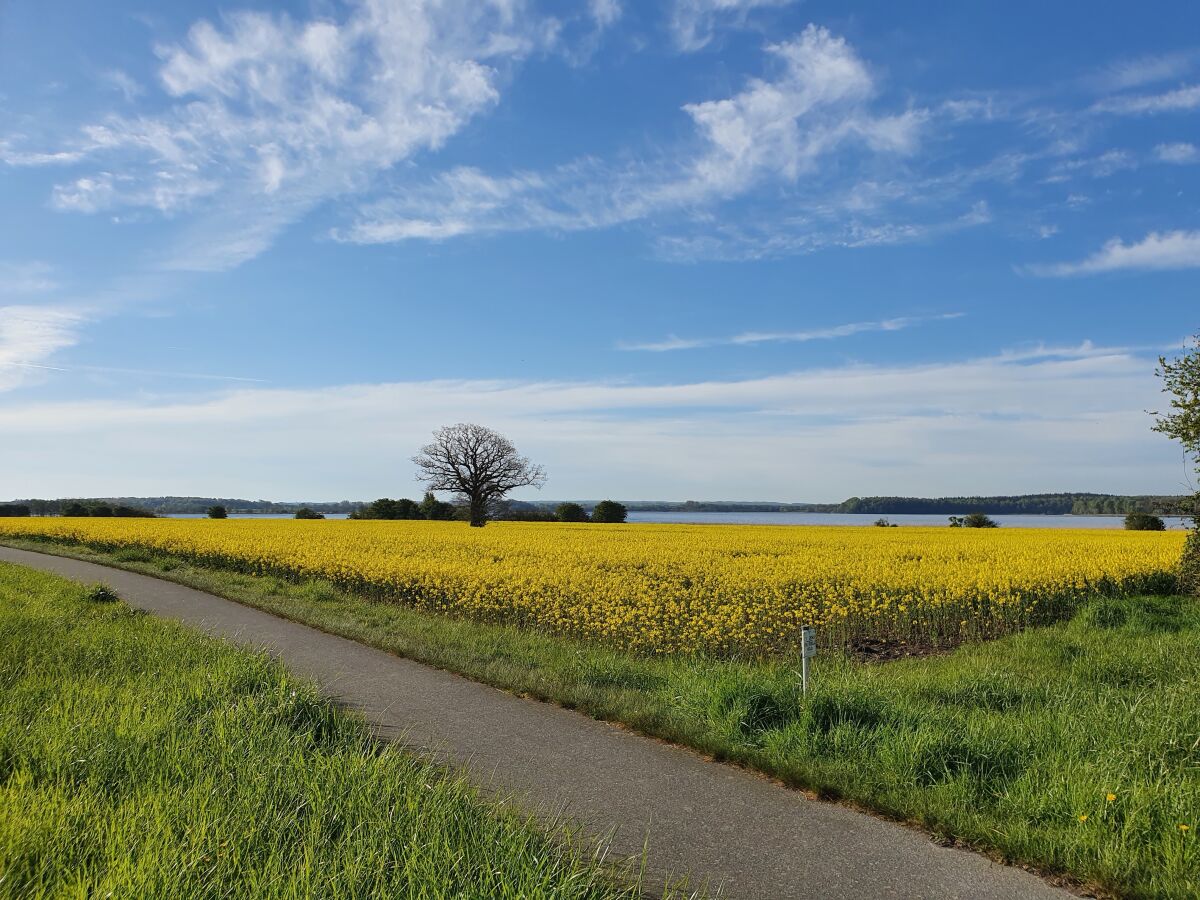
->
[1092,52,1197,90]
[589,0,622,29]
[12,0,552,271]
[340,26,931,252]
[1030,230,1200,276]
[0,140,86,167]
[669,0,797,52]
[651,201,990,262]
[619,313,962,351]
[0,343,1178,500]
[100,69,143,102]
[1043,149,1136,182]
[0,306,85,392]
[1093,83,1200,115]
[1155,142,1199,164]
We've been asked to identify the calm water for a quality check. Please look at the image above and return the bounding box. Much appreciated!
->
[164,511,1190,529]
[625,511,1192,529]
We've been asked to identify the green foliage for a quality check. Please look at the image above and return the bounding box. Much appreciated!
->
[419,491,457,521]
[1125,512,1166,531]
[591,500,628,524]
[556,502,590,523]
[1181,532,1200,598]
[873,518,896,528]
[207,505,228,519]
[1154,334,1200,481]
[948,512,998,528]
[0,504,30,517]
[351,497,424,520]
[57,500,155,518]
[294,507,325,520]
[0,564,641,900]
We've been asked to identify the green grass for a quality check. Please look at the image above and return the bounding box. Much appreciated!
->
[5,538,1200,898]
[0,562,650,900]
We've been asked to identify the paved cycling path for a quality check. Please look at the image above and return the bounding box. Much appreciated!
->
[1,546,1074,900]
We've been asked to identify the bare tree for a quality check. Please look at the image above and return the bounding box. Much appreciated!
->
[412,424,546,527]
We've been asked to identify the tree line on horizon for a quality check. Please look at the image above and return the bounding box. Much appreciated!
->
[3,491,1190,519]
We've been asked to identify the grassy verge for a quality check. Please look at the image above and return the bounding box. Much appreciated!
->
[5,538,1199,898]
[0,561,649,900]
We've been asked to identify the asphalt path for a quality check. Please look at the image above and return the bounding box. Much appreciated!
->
[0,545,1076,900]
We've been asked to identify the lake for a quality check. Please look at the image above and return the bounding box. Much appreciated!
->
[627,511,1191,528]
[165,511,1190,529]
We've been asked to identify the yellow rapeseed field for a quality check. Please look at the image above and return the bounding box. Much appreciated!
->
[0,518,1184,655]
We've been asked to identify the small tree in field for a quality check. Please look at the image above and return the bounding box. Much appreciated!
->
[950,512,998,528]
[207,505,228,519]
[591,500,628,523]
[1124,512,1165,531]
[555,502,589,523]
[1153,333,1200,592]
[413,424,546,527]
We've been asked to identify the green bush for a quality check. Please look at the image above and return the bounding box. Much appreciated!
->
[1125,512,1166,531]
[949,512,998,528]
[294,507,325,520]
[555,502,589,523]
[207,505,228,519]
[1181,531,1200,597]
[591,500,628,524]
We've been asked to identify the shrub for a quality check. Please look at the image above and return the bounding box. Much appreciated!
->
[1125,512,1166,531]
[1182,531,1200,597]
[949,512,998,528]
[591,500,628,524]
[294,507,325,520]
[207,505,228,519]
[873,517,896,527]
[555,502,589,523]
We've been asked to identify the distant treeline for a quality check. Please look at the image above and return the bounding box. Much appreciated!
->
[618,494,1191,516]
[6,500,157,518]
[13,497,360,516]
[7,492,1191,518]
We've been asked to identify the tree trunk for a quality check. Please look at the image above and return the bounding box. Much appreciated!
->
[468,496,487,528]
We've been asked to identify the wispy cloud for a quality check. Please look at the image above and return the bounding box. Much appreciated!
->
[619,313,964,351]
[339,25,933,254]
[0,306,86,391]
[100,69,143,102]
[1091,51,1197,91]
[0,261,58,294]
[1155,142,1199,164]
[1029,230,1200,277]
[5,0,556,271]
[669,0,797,52]
[1092,83,1200,115]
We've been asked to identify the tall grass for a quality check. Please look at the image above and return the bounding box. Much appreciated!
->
[0,562,643,900]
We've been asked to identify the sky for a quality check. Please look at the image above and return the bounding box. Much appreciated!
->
[1,0,1197,502]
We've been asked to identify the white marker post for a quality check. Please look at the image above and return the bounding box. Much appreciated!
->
[801,626,816,695]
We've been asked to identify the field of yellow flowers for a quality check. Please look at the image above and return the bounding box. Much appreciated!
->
[0,518,1185,655]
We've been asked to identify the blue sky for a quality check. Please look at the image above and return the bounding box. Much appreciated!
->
[1,0,1197,501]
